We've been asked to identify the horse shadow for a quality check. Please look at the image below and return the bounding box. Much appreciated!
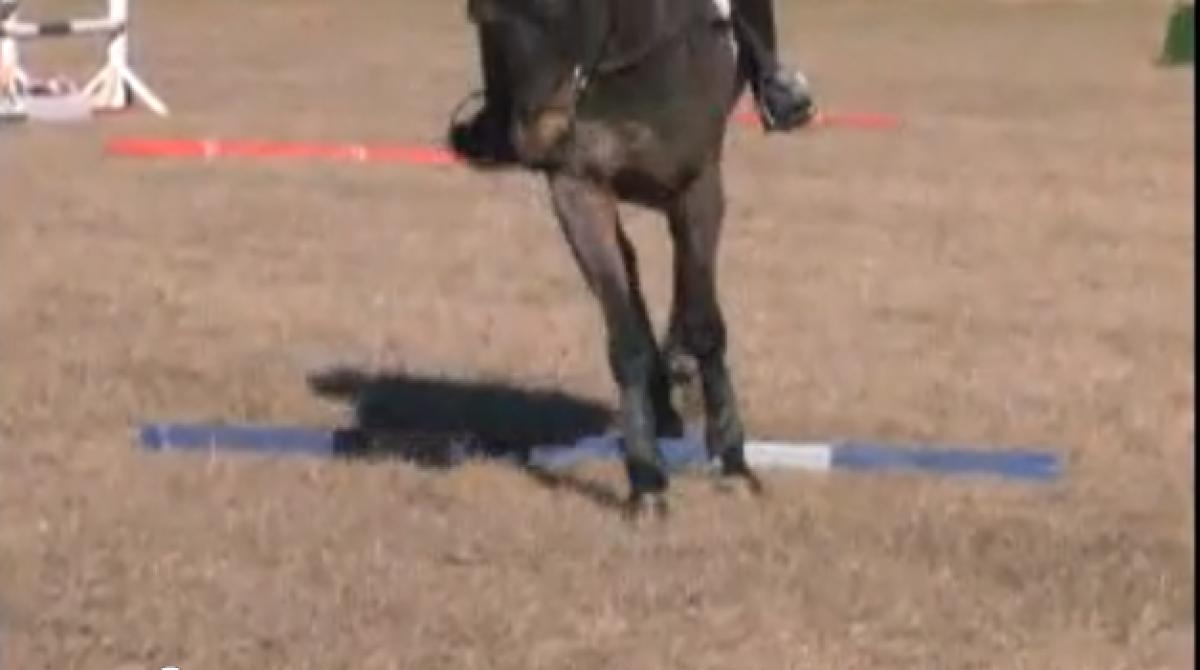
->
[308,366,630,510]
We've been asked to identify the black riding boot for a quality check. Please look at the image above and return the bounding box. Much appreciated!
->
[732,0,815,132]
[449,101,517,165]
[449,28,519,166]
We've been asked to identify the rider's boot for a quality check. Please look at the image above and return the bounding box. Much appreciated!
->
[733,0,817,132]
[448,28,519,165]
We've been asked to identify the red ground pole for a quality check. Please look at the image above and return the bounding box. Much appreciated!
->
[105,137,463,166]
[104,108,900,166]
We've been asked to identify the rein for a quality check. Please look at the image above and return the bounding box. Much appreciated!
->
[566,1,720,106]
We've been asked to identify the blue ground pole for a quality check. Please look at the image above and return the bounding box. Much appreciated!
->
[138,421,1065,483]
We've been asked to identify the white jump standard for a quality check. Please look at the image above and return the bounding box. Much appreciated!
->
[0,0,167,117]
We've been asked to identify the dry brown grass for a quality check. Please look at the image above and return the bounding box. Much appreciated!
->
[1,1,1194,668]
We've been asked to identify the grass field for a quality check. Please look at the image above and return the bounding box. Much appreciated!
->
[1,0,1194,668]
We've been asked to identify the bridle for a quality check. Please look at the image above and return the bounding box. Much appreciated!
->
[563,0,722,110]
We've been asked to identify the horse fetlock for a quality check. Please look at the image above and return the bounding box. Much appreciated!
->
[704,415,761,496]
[607,335,657,386]
[706,414,745,459]
[716,437,748,473]
[616,381,666,468]
[652,391,685,439]
[624,449,668,495]
[648,358,685,439]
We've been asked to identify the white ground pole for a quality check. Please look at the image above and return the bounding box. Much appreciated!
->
[527,432,835,473]
[0,0,168,116]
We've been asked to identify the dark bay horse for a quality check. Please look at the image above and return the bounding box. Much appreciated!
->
[456,0,804,516]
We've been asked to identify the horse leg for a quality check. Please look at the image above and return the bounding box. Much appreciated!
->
[662,253,693,380]
[666,160,761,492]
[616,229,685,439]
[548,174,670,514]
[448,25,518,165]
[661,237,705,425]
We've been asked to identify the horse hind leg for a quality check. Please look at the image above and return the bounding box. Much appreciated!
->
[548,173,672,516]
[666,160,762,493]
[615,228,685,439]
[660,259,705,433]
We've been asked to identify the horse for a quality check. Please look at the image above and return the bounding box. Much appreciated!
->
[454,0,812,516]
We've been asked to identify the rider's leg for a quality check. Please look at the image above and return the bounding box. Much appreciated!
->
[449,27,518,164]
[731,0,815,132]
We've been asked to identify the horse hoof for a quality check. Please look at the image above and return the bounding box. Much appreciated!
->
[712,459,766,499]
[624,492,670,522]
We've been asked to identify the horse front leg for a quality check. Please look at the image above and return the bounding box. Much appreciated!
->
[549,173,670,516]
[666,160,762,493]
